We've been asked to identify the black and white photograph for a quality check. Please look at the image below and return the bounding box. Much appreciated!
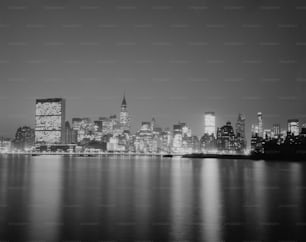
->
[1,0,306,241]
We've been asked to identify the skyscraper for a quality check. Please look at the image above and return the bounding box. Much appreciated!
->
[235,113,246,150]
[204,112,216,136]
[257,112,263,138]
[119,93,130,132]
[288,119,299,136]
[35,98,66,144]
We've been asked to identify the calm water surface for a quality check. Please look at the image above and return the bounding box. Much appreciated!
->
[0,155,306,242]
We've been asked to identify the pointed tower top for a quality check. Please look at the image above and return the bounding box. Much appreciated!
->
[121,92,127,107]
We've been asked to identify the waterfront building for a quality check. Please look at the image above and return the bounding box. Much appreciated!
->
[35,98,66,144]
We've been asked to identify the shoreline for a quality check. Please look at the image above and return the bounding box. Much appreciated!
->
[182,153,306,162]
[1,152,305,161]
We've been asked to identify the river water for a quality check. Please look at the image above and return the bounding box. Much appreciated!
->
[0,155,305,241]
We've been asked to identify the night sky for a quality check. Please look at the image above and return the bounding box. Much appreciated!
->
[1,0,306,140]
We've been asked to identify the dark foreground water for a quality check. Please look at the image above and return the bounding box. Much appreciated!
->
[0,155,306,242]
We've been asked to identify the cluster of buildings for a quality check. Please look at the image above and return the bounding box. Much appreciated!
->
[1,95,305,155]
[32,96,197,154]
[29,95,248,154]
[200,112,247,154]
[251,112,306,155]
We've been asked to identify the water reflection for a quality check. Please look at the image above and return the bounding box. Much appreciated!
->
[27,156,63,241]
[0,155,32,241]
[170,159,193,240]
[200,159,223,242]
[0,155,305,242]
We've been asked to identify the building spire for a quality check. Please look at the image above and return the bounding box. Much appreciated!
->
[121,91,127,107]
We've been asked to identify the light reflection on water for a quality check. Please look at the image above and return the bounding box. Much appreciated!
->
[200,159,222,242]
[0,155,305,241]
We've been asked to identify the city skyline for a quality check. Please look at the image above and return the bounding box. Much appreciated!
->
[1,0,306,139]
[1,1,306,242]
[0,93,305,142]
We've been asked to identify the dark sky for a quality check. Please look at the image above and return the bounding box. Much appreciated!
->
[1,0,306,140]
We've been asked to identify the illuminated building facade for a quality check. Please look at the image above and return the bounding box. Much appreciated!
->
[119,94,130,132]
[235,113,246,151]
[257,112,263,138]
[35,98,65,144]
[204,112,216,136]
[288,119,299,136]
